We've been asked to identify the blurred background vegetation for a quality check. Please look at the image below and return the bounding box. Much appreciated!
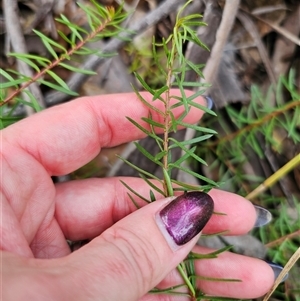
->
[0,0,299,300]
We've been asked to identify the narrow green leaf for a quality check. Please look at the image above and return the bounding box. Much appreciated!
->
[138,173,165,196]
[58,62,97,75]
[126,117,164,142]
[149,190,156,202]
[169,111,178,133]
[169,163,218,186]
[58,15,88,34]
[154,150,167,161]
[169,138,208,166]
[152,86,169,101]
[46,70,70,91]
[57,30,73,45]
[37,79,78,96]
[0,115,22,128]
[177,121,218,134]
[169,135,213,149]
[131,86,165,116]
[186,60,204,78]
[171,179,202,191]
[172,81,206,87]
[37,37,58,59]
[152,37,167,76]
[23,90,42,112]
[15,96,35,109]
[189,99,217,116]
[172,146,197,166]
[77,2,103,25]
[141,117,165,129]
[190,275,241,283]
[117,156,161,181]
[15,55,39,70]
[190,246,233,260]
[150,284,188,295]
[134,142,163,166]
[0,78,28,88]
[163,168,174,196]
[33,30,67,52]
[120,180,150,204]
[8,52,50,63]
[73,48,101,56]
[134,72,155,94]
[127,193,140,209]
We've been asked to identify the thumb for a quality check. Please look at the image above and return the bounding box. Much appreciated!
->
[66,191,214,301]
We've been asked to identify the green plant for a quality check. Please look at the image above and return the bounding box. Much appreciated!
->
[196,70,300,300]
[1,2,231,299]
[1,1,299,300]
[117,2,250,300]
[0,0,127,128]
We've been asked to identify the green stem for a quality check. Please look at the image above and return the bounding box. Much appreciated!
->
[177,263,195,297]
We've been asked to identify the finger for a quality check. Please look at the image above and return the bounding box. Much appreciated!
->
[140,246,274,300]
[0,196,33,258]
[59,192,214,301]
[195,247,274,298]
[55,178,257,240]
[4,90,206,175]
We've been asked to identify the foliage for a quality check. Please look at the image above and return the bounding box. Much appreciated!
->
[196,70,300,300]
[0,1,127,128]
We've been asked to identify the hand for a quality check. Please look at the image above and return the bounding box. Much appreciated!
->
[1,90,276,300]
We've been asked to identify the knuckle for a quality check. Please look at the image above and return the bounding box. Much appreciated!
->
[101,225,159,293]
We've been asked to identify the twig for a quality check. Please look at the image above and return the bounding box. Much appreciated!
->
[249,6,300,46]
[237,10,277,86]
[207,100,300,146]
[45,0,186,106]
[3,0,45,113]
[202,0,240,86]
[265,230,300,248]
[263,246,300,301]
[246,153,300,200]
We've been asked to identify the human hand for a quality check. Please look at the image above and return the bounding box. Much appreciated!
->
[1,91,282,300]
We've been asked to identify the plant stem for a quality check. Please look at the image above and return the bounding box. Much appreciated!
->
[177,263,196,297]
[162,59,174,195]
[1,16,112,106]
[207,100,300,147]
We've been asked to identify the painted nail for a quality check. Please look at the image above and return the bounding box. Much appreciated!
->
[266,261,289,283]
[253,205,272,227]
[157,192,214,247]
[203,96,214,110]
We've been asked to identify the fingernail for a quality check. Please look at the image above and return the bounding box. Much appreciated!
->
[203,96,214,110]
[156,192,214,248]
[266,261,289,283]
[254,205,272,227]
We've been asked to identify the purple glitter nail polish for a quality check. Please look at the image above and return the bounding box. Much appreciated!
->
[159,192,214,246]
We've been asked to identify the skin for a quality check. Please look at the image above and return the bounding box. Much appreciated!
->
[1,90,274,301]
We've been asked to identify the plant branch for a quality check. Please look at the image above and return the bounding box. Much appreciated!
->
[246,153,300,200]
[1,17,111,107]
[202,0,240,86]
[45,0,186,106]
[208,100,300,147]
[265,229,300,248]
[263,246,300,301]
[3,0,45,113]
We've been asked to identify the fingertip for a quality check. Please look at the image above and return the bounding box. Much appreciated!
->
[205,189,257,235]
[195,249,275,298]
